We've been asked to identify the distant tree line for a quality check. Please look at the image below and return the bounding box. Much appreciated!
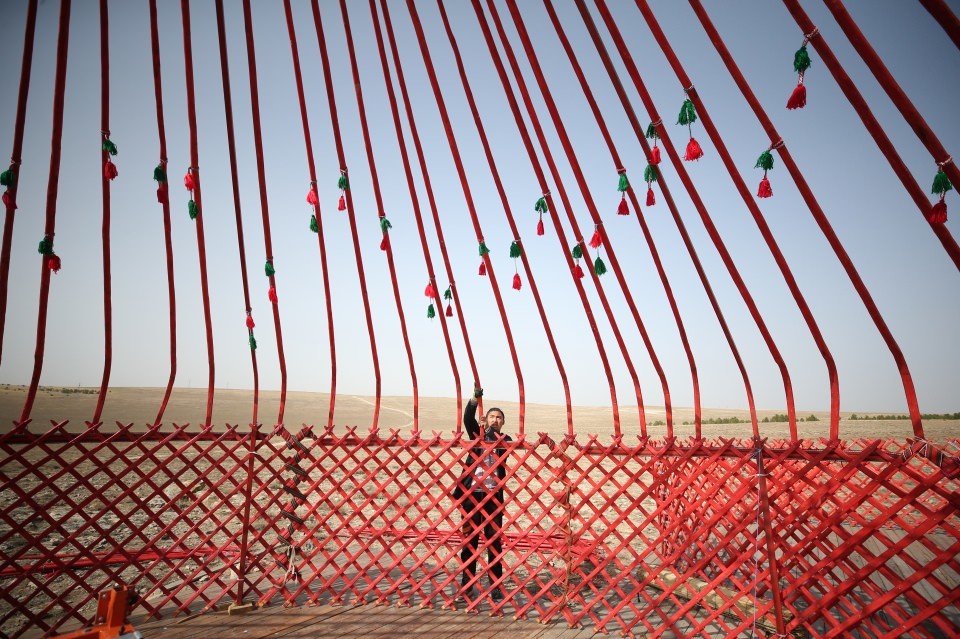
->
[848,412,959,421]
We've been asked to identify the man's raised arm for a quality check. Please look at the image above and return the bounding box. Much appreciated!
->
[463,387,482,439]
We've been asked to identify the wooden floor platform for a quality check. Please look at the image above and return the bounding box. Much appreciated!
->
[134,601,601,639]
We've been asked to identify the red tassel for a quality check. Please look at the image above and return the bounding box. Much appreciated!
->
[246,315,255,329]
[47,254,62,273]
[536,218,544,236]
[306,188,319,205]
[786,83,807,110]
[2,190,14,209]
[156,185,167,204]
[572,263,584,279]
[646,187,655,206]
[104,160,118,181]
[380,236,389,251]
[478,260,486,276]
[617,197,629,216]
[184,172,196,191]
[929,200,948,224]
[757,176,773,198]
[445,303,453,317]
[684,137,703,161]
[424,282,437,298]
[650,145,661,165]
[337,194,346,211]
[512,273,522,290]
[268,286,278,303]
[589,228,602,248]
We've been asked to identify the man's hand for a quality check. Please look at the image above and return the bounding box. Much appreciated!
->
[473,386,483,400]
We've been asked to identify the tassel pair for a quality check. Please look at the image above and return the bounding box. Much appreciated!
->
[571,243,584,280]
[38,236,60,273]
[644,164,658,207]
[616,171,630,216]
[678,98,704,162]
[444,286,454,317]
[787,40,812,109]
[184,170,199,220]
[755,149,775,199]
[103,136,118,181]
[478,240,489,276]
[645,122,661,167]
[380,216,391,250]
[154,165,167,204]
[510,241,522,291]
[337,171,349,211]
[929,168,953,224]
[535,195,548,236]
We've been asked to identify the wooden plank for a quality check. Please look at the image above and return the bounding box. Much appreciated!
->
[277,602,424,638]
[136,603,355,639]
[131,601,611,639]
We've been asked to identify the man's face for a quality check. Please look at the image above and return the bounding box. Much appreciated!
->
[485,409,505,432]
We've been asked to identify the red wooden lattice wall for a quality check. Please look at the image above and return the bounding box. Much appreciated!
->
[1,1,959,638]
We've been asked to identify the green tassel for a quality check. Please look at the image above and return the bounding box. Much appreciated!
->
[509,241,521,258]
[38,237,53,255]
[571,244,582,260]
[534,196,548,213]
[188,199,199,220]
[153,165,167,183]
[478,241,489,257]
[310,214,319,233]
[427,303,435,319]
[337,173,349,191]
[677,99,698,126]
[444,286,452,301]
[932,169,953,195]
[249,334,257,351]
[793,45,811,74]
[645,122,660,140]
[755,150,774,172]
[618,172,630,192]
[380,216,392,233]
[593,256,607,276]
[0,169,15,187]
[102,137,118,156]
[265,261,275,277]
[644,164,658,183]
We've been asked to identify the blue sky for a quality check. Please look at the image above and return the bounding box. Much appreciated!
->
[0,0,957,418]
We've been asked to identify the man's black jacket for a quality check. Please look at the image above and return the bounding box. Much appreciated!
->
[457,398,512,499]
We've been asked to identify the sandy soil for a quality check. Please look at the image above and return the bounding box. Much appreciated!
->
[1,384,956,442]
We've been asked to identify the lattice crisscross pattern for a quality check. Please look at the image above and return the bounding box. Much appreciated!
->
[2,423,958,638]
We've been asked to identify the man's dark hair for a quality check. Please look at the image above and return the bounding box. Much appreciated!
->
[485,407,504,418]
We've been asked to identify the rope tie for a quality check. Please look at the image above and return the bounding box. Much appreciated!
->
[938,156,953,169]
[903,436,934,461]
[650,119,662,128]
[769,139,785,152]
[683,85,695,94]
[803,27,820,44]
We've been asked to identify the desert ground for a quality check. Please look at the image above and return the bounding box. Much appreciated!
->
[1,384,956,442]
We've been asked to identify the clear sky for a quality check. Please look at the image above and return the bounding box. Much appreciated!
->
[0,0,957,420]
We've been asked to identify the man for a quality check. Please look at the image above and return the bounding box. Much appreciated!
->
[458,387,511,602]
